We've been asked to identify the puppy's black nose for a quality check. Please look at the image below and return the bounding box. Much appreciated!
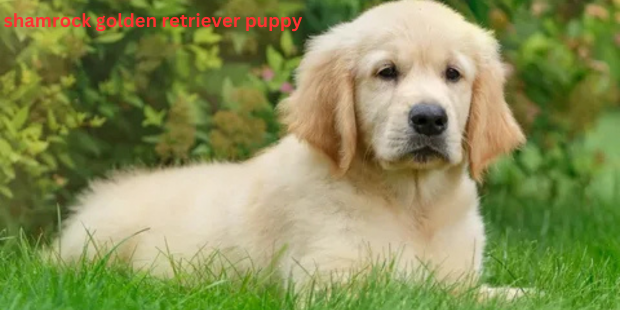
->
[409,103,448,136]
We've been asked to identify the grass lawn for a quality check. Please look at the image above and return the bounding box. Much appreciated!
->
[1,179,618,310]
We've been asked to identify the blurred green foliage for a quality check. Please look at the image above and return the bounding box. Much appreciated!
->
[0,0,618,235]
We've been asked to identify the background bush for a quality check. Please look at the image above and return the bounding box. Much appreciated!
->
[0,0,618,237]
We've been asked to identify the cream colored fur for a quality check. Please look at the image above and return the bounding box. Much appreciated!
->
[52,0,527,300]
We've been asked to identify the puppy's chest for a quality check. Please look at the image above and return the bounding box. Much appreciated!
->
[339,191,483,274]
[352,198,442,251]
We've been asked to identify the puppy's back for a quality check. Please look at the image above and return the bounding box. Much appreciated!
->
[52,162,257,272]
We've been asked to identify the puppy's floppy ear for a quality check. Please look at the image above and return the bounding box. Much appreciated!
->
[279,29,357,175]
[466,38,526,182]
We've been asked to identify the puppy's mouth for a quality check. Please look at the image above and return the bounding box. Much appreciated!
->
[380,144,450,171]
[410,145,449,163]
[378,135,452,170]
[403,134,451,163]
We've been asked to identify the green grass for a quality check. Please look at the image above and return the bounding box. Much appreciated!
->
[0,186,618,310]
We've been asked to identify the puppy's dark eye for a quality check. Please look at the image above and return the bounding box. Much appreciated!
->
[377,65,398,80]
[445,67,461,82]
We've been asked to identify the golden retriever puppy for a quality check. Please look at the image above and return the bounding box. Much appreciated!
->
[53,0,526,299]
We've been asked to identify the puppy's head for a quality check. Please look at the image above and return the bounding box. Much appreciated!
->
[280,0,525,181]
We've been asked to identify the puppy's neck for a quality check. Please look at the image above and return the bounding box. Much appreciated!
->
[293,135,472,215]
[342,157,476,234]
[343,156,470,210]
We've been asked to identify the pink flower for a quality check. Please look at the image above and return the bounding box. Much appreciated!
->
[279,82,294,94]
[261,68,275,81]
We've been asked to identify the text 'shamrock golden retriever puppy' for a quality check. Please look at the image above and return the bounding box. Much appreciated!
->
[53,0,527,300]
